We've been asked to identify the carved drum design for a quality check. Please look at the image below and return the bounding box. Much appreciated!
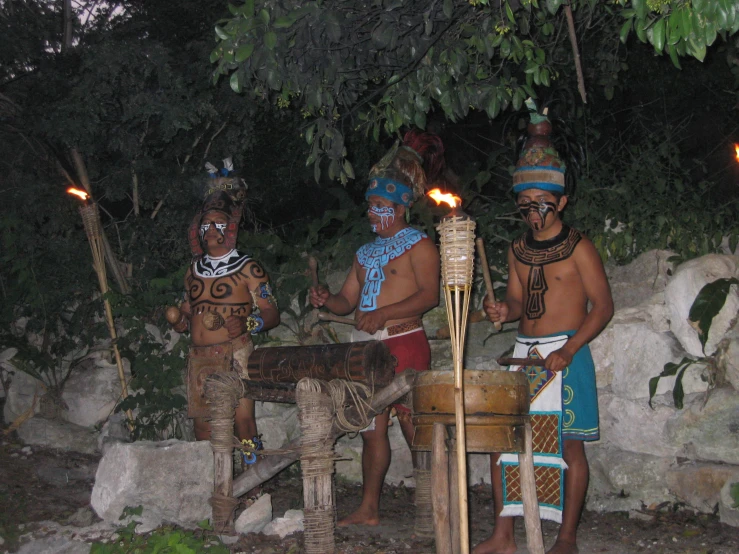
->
[412,369,530,453]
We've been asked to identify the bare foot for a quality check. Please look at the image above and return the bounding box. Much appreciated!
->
[546,539,578,554]
[337,507,380,527]
[471,534,516,554]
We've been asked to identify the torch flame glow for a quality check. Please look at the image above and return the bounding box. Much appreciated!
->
[67,187,89,201]
[428,188,462,209]
[735,144,739,162]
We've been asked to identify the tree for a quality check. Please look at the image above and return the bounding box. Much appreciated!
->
[211,0,739,180]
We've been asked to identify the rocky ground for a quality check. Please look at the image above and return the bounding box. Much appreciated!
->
[1,436,739,554]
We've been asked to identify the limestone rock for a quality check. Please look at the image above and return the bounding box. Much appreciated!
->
[720,328,739,391]
[719,478,739,528]
[664,387,739,465]
[606,250,675,310]
[61,357,131,428]
[91,439,213,533]
[666,462,739,513]
[3,368,43,424]
[17,418,98,454]
[665,254,739,357]
[262,509,304,538]
[235,494,272,534]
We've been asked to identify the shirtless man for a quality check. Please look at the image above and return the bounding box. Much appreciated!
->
[475,114,613,554]
[171,163,279,444]
[309,131,442,526]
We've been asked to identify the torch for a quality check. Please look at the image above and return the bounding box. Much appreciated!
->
[67,188,134,427]
[429,188,474,553]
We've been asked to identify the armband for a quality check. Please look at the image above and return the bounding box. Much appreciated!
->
[244,314,264,334]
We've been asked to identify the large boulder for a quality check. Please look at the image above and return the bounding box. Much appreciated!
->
[605,249,675,310]
[91,440,213,533]
[17,417,98,454]
[719,478,739,528]
[3,364,43,424]
[664,254,739,357]
[665,462,739,513]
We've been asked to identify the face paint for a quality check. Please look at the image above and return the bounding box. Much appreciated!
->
[200,222,228,239]
[368,205,395,233]
[518,201,558,231]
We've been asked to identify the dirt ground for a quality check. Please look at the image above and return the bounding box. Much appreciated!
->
[1,437,738,554]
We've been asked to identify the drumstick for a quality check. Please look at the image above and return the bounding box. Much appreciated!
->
[475,238,502,332]
[308,255,319,288]
[317,312,357,326]
[497,357,545,367]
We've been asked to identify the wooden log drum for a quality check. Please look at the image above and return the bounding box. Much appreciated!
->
[412,369,545,554]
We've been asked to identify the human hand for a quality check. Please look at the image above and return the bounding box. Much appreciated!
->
[224,315,246,339]
[309,285,331,308]
[356,310,388,335]
[483,298,509,324]
[545,346,574,373]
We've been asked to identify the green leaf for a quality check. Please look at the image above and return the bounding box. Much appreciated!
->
[505,2,516,25]
[229,72,241,93]
[443,0,453,19]
[731,482,739,508]
[688,278,739,353]
[235,44,254,62]
[673,364,689,409]
[214,25,230,41]
[258,9,270,24]
[264,31,277,49]
[652,18,665,52]
[648,357,693,408]
[274,15,296,29]
[667,43,682,69]
[619,20,632,44]
[305,124,316,145]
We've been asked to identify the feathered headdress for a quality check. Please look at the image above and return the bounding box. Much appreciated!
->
[366,129,445,207]
[188,157,248,257]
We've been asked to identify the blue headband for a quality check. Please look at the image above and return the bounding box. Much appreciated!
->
[365,177,413,207]
[512,165,566,194]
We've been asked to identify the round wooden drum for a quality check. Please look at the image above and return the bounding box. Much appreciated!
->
[411,370,530,453]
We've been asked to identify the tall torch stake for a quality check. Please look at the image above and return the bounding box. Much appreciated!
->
[432,189,475,553]
[69,188,134,427]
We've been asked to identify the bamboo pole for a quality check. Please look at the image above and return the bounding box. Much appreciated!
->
[475,238,502,332]
[431,423,452,554]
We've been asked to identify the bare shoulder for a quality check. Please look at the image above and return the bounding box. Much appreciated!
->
[241,259,267,280]
[412,236,440,259]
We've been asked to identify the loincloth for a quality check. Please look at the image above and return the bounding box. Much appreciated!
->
[187,334,254,419]
[352,321,430,416]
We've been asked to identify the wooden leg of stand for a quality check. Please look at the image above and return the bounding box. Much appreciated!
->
[518,420,544,554]
[431,423,452,554]
[448,437,461,554]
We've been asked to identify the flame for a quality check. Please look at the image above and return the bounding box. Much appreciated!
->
[67,187,89,201]
[735,144,739,162]
[428,188,461,209]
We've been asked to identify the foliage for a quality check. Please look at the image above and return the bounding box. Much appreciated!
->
[648,277,738,409]
[89,506,229,554]
[212,0,738,179]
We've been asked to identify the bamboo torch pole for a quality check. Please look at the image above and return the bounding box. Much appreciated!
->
[475,238,502,332]
[76,198,134,427]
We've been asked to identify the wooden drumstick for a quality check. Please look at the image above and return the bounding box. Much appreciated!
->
[497,357,545,367]
[475,238,502,331]
[308,256,319,288]
[317,312,357,326]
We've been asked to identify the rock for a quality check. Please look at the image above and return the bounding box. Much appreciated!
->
[65,506,97,528]
[16,536,91,554]
[585,443,673,513]
[665,254,739,357]
[664,387,739,465]
[3,369,43,424]
[719,478,739,527]
[262,509,304,538]
[468,453,492,486]
[35,460,97,487]
[598,393,680,458]
[97,412,132,454]
[91,439,213,533]
[235,493,272,534]
[665,462,739,513]
[609,323,706,401]
[61,357,131,428]
[720,328,739,391]
[17,418,98,454]
[606,250,675,310]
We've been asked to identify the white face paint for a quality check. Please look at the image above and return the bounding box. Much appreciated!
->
[368,205,395,233]
[200,222,228,239]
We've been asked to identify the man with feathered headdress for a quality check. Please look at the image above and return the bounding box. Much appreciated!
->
[170,158,279,461]
[309,130,443,526]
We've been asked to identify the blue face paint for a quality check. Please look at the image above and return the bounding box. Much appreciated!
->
[368,205,396,233]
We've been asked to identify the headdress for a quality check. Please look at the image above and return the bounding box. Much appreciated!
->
[188,157,247,257]
[366,129,445,207]
[512,99,566,194]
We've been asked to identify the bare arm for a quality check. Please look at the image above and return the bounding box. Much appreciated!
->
[546,238,613,371]
[309,259,360,316]
[243,261,280,332]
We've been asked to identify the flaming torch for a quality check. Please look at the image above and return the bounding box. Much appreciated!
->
[67,188,133,427]
[429,187,474,553]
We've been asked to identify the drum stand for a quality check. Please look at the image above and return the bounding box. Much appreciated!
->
[429,421,544,554]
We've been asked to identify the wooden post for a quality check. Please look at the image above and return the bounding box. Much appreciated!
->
[415,451,434,538]
[448,437,461,554]
[518,419,544,554]
[475,238,501,331]
[431,423,452,554]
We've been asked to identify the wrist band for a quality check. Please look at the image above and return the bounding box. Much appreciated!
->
[244,314,264,334]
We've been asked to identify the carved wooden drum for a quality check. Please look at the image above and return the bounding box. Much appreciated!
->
[411,369,530,453]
